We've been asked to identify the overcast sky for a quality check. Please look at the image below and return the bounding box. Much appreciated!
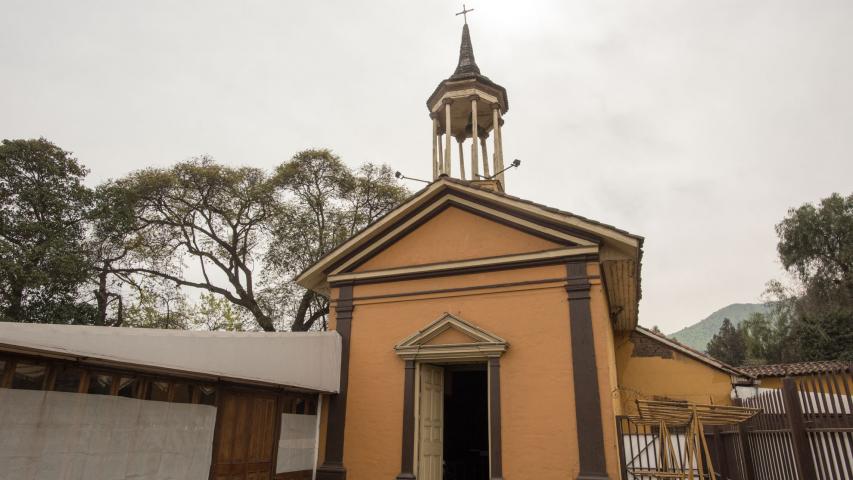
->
[2,0,851,332]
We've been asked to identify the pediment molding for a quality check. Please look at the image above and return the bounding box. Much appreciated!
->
[394,313,508,361]
[295,180,625,290]
[332,195,593,277]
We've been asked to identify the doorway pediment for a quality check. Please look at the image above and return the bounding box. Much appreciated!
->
[395,313,508,361]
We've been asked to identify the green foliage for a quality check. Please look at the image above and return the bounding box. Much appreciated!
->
[776,193,853,290]
[776,193,853,361]
[0,138,94,323]
[265,149,409,331]
[0,138,408,332]
[104,150,408,332]
[705,193,853,365]
[191,293,250,331]
[107,156,281,330]
[122,280,191,330]
[737,296,794,365]
[706,318,746,365]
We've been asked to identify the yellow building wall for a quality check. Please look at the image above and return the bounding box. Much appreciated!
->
[615,331,734,415]
[327,261,620,480]
[313,201,632,479]
[354,206,563,272]
[757,377,783,389]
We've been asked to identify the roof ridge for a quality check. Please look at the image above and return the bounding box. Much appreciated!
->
[738,360,853,377]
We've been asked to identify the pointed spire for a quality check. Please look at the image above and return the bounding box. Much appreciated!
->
[453,23,481,77]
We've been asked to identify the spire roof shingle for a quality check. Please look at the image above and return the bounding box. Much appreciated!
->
[452,23,481,78]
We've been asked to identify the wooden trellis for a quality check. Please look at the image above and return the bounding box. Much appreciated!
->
[626,400,760,480]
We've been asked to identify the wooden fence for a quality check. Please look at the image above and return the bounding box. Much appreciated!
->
[617,366,853,480]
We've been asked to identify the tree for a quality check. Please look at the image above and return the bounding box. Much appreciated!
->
[122,278,192,330]
[108,151,408,332]
[0,138,94,324]
[775,193,853,361]
[191,292,251,331]
[777,193,853,292]
[266,150,409,331]
[732,193,853,365]
[107,157,281,330]
[738,303,793,365]
[85,182,146,327]
[706,318,746,365]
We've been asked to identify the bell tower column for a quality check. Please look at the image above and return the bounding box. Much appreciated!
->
[470,96,480,179]
[431,113,439,179]
[480,134,489,177]
[457,136,466,179]
[443,99,453,175]
[492,103,505,185]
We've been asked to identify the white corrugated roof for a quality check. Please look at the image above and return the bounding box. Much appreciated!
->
[0,323,341,393]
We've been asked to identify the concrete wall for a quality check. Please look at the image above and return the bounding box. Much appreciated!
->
[0,388,215,480]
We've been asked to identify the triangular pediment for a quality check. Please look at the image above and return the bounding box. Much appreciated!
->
[313,181,615,280]
[395,313,508,361]
[352,205,567,272]
[296,178,643,331]
[424,325,479,346]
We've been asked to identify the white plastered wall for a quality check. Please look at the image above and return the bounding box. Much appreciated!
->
[0,388,216,480]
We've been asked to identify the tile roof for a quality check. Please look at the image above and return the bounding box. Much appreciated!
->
[739,361,852,378]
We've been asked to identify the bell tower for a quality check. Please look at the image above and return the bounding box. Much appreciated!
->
[427,11,510,189]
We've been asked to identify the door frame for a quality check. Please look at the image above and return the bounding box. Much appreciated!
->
[394,313,507,480]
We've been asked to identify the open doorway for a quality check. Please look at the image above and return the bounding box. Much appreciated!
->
[417,363,490,480]
[443,365,489,480]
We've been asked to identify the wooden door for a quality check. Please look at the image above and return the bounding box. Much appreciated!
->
[211,389,281,480]
[418,364,444,480]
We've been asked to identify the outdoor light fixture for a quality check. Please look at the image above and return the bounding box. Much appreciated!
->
[395,171,430,184]
[475,158,522,180]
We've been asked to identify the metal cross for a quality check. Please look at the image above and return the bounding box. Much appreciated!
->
[455,4,474,24]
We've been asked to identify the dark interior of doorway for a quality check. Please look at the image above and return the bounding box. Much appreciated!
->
[443,364,488,480]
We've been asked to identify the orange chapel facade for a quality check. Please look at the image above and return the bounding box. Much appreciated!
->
[297,22,746,480]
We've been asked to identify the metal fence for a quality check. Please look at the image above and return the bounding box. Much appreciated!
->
[617,365,853,480]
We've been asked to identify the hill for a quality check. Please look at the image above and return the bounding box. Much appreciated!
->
[668,303,770,352]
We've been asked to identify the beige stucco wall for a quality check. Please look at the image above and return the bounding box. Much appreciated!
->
[324,261,620,479]
[354,206,562,272]
[314,205,627,479]
[615,331,735,415]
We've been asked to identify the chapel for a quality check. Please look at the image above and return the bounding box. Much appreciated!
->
[300,19,642,480]
[299,19,754,480]
[0,16,755,480]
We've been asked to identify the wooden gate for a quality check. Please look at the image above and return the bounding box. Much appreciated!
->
[211,389,282,480]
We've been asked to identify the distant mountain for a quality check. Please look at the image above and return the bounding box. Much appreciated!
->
[668,303,770,352]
